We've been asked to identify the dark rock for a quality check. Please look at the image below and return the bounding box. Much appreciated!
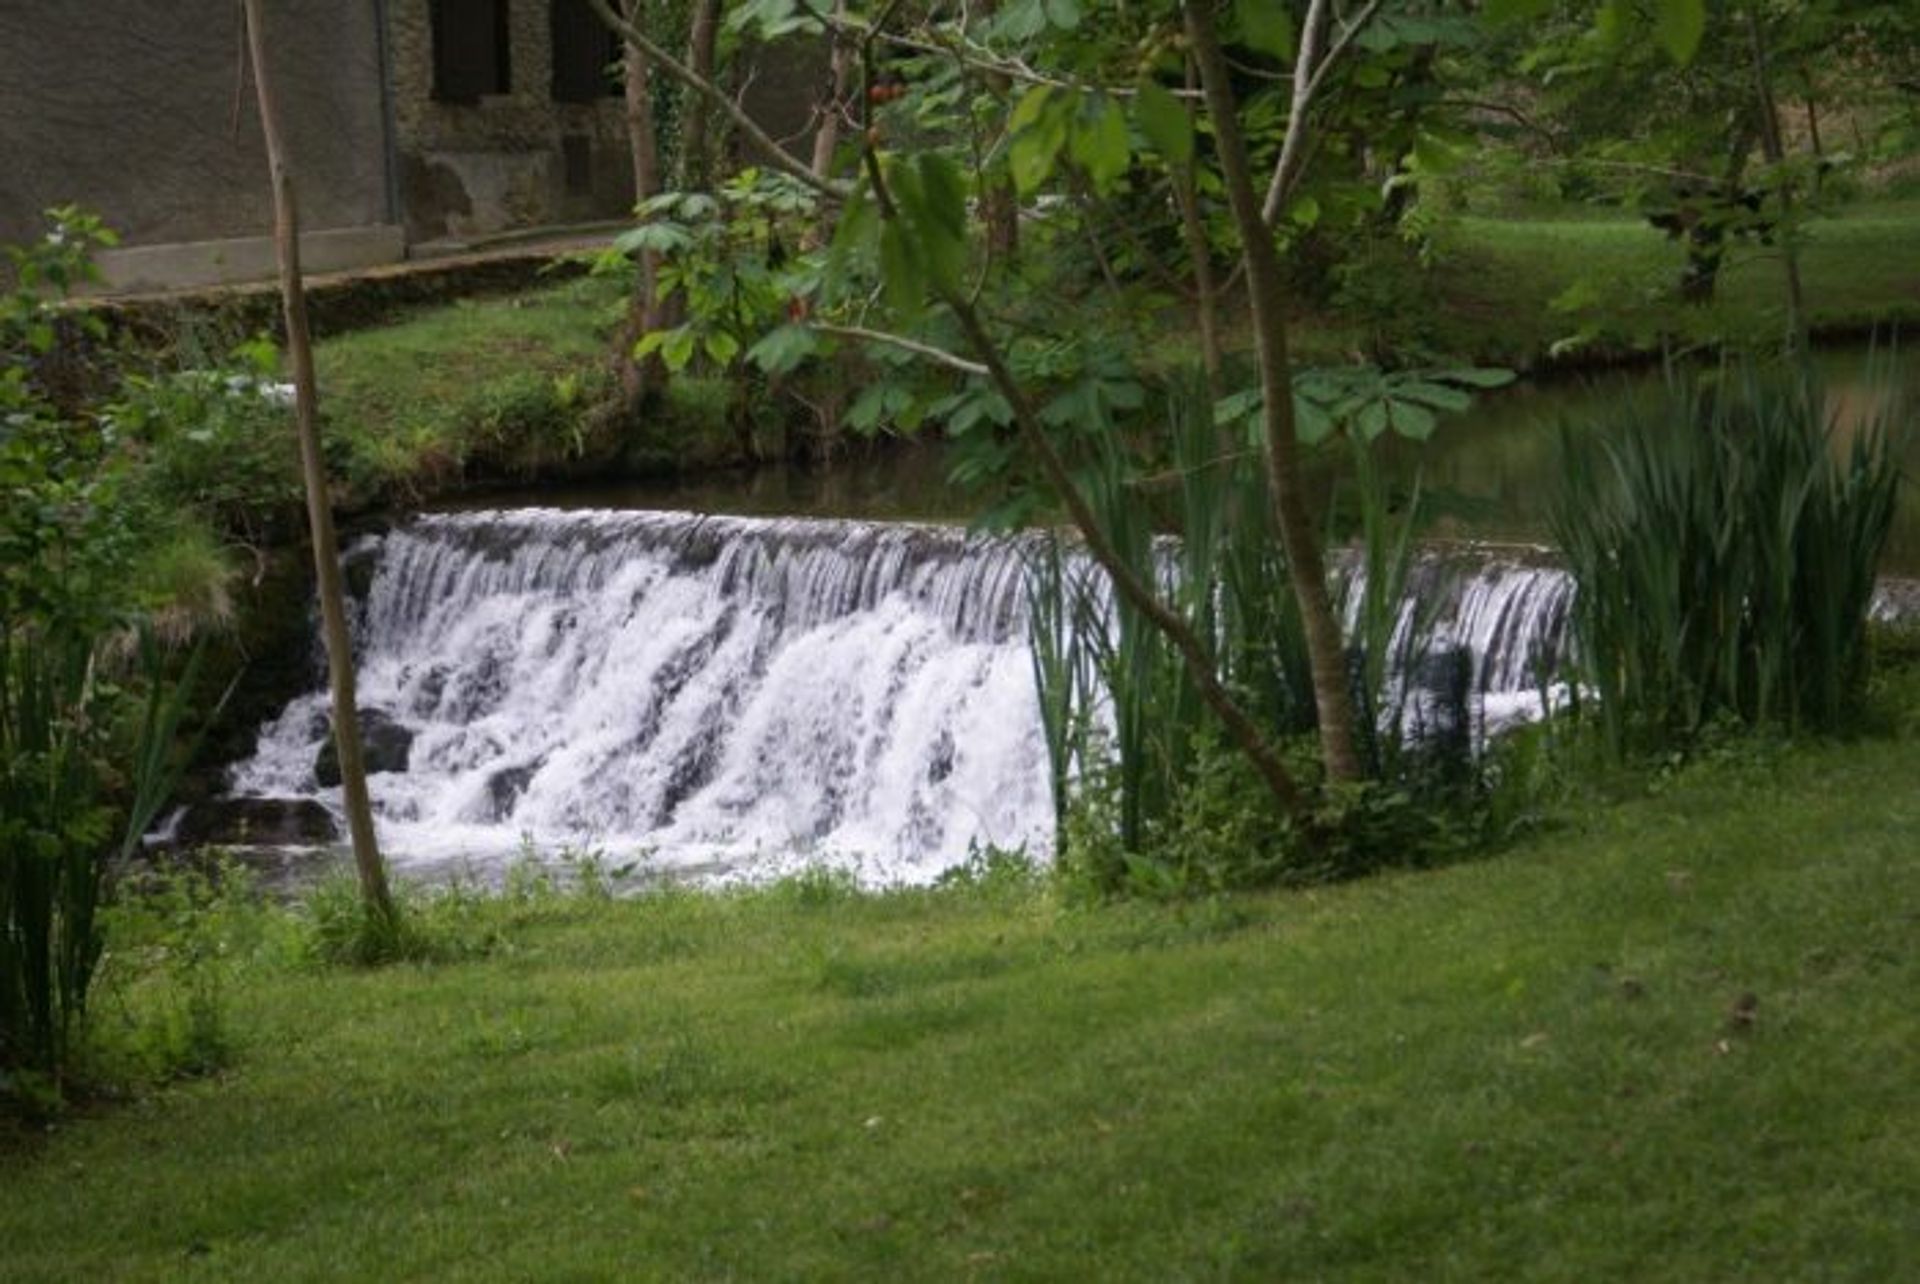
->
[485,764,537,819]
[314,708,414,788]
[171,797,341,848]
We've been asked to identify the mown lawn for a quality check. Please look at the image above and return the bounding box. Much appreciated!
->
[5,717,1919,1281]
[1430,200,1920,367]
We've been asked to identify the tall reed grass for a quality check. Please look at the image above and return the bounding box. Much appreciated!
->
[1549,364,1903,751]
[1026,376,1448,894]
[1,628,204,1095]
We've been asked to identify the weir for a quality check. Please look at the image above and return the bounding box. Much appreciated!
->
[231,508,1606,882]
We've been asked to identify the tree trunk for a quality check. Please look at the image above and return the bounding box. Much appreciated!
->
[1745,4,1808,353]
[1186,0,1365,784]
[809,1,853,190]
[678,0,722,191]
[617,0,667,416]
[1176,56,1221,398]
[240,0,395,924]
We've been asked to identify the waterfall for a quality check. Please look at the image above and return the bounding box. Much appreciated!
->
[232,511,1586,883]
[233,510,1052,884]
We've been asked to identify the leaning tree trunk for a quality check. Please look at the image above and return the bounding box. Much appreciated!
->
[240,0,395,923]
[1186,0,1365,784]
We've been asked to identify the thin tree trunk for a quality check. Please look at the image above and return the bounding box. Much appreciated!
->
[1745,3,1808,353]
[618,0,667,414]
[809,0,853,189]
[1176,56,1221,398]
[1186,0,1365,784]
[678,0,722,191]
[240,0,394,923]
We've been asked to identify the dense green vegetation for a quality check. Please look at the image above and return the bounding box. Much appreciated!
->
[5,9,1918,1280]
[5,685,1919,1279]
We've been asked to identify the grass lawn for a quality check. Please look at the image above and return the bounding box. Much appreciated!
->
[1429,200,1920,367]
[312,271,625,501]
[5,713,1919,1280]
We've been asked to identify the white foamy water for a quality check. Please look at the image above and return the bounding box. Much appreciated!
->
[232,513,1597,883]
[233,510,1052,884]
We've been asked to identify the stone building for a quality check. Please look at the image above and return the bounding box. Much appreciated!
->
[386,0,636,244]
[0,0,814,290]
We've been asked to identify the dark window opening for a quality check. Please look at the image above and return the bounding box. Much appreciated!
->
[432,0,512,102]
[550,0,623,102]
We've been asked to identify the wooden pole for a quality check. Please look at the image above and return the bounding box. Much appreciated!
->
[241,0,396,923]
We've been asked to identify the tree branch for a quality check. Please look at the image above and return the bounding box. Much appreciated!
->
[1263,0,1385,224]
[586,0,850,202]
[811,324,988,376]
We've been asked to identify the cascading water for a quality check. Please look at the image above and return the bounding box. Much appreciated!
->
[234,510,1053,884]
[232,509,1592,883]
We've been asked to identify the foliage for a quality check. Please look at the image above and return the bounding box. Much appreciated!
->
[107,337,302,541]
[1550,363,1903,752]
[1031,372,1496,898]
[0,631,208,1103]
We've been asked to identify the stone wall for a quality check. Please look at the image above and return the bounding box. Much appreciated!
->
[385,0,634,242]
[0,0,394,251]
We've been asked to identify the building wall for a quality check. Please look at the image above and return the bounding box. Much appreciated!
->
[386,0,634,242]
[0,0,394,255]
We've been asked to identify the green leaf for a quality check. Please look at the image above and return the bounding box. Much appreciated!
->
[1235,0,1295,61]
[1043,0,1081,30]
[1070,95,1131,193]
[1394,382,1472,412]
[1133,81,1192,168]
[1294,395,1336,445]
[1653,0,1706,64]
[1290,194,1321,228]
[661,327,698,372]
[1357,400,1391,442]
[1440,367,1517,389]
[879,223,927,318]
[1009,89,1069,195]
[703,331,742,365]
[746,323,821,374]
[910,152,971,293]
[1388,400,1438,441]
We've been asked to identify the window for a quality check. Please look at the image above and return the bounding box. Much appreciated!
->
[431,0,512,102]
[550,0,622,103]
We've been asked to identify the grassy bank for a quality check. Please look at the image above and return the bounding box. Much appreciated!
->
[7,709,1919,1279]
[1426,200,1920,368]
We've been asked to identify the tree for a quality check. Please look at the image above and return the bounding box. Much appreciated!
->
[586,0,1443,814]
[240,0,396,927]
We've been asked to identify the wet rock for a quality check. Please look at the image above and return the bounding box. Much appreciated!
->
[485,764,537,819]
[171,797,341,848]
[314,708,414,787]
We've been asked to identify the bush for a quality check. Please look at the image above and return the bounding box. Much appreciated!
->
[1550,365,1903,753]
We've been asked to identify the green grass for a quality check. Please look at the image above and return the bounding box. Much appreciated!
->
[1427,199,1920,367]
[6,715,1920,1279]
[312,272,625,501]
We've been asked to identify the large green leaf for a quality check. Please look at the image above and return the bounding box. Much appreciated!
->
[1133,81,1192,167]
[1070,95,1131,193]
[1235,0,1295,61]
[1654,0,1706,64]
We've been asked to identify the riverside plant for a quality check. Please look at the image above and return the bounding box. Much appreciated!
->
[1549,363,1903,753]
[1026,375,1456,897]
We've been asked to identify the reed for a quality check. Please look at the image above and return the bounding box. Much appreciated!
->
[1549,364,1902,752]
[1026,374,1444,894]
[1,628,204,1094]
